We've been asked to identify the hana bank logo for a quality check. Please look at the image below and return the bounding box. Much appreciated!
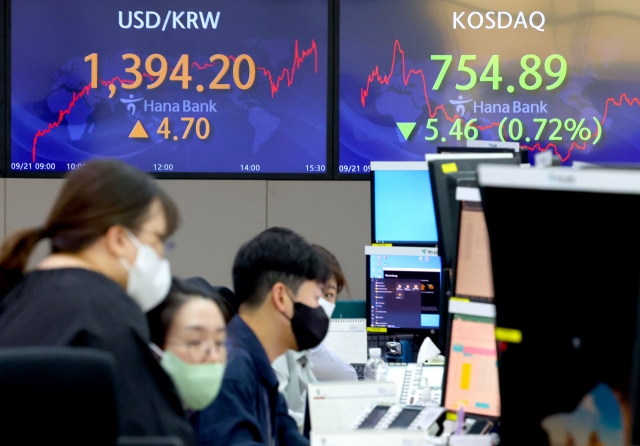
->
[121,94,144,115]
[449,95,473,116]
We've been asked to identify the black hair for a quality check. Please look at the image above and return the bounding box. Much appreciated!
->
[147,278,231,348]
[232,227,331,309]
[312,245,350,297]
[183,277,237,320]
[0,160,179,299]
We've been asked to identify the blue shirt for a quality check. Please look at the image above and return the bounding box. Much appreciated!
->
[193,317,308,446]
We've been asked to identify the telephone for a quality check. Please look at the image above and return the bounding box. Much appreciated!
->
[350,403,446,434]
[386,363,444,406]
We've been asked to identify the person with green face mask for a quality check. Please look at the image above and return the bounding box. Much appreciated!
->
[147,278,230,412]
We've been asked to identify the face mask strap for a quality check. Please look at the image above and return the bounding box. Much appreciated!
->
[149,343,165,359]
[124,228,142,249]
[119,229,141,273]
[119,257,133,272]
[120,228,145,271]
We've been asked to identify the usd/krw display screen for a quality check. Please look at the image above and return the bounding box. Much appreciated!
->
[11,0,329,175]
[338,0,640,174]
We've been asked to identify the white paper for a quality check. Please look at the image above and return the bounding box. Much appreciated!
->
[322,319,367,364]
[417,336,441,363]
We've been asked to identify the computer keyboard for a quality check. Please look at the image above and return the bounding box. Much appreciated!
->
[351,363,365,380]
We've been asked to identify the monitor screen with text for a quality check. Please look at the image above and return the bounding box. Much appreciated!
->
[454,201,494,301]
[368,254,442,330]
[444,314,500,417]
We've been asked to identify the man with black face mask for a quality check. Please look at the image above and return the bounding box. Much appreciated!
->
[191,227,331,446]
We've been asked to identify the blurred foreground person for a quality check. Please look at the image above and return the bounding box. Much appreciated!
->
[0,160,197,444]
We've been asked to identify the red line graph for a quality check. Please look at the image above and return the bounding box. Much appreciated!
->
[192,40,319,98]
[532,94,640,162]
[32,86,92,163]
[361,40,476,126]
[31,40,318,162]
[360,39,640,162]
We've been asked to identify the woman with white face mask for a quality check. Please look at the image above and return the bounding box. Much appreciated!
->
[0,160,197,445]
[147,278,229,414]
[272,245,356,430]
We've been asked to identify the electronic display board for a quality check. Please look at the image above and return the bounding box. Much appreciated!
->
[10,0,330,177]
[338,0,640,175]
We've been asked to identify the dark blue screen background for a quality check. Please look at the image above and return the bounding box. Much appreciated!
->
[11,0,328,174]
[339,0,640,174]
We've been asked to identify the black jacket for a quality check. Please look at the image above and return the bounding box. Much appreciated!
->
[193,316,307,446]
[0,268,198,446]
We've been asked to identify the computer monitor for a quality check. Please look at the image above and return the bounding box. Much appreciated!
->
[366,246,442,338]
[452,199,494,303]
[370,162,437,246]
[430,172,474,270]
[428,156,517,268]
[478,165,640,444]
[442,301,500,420]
